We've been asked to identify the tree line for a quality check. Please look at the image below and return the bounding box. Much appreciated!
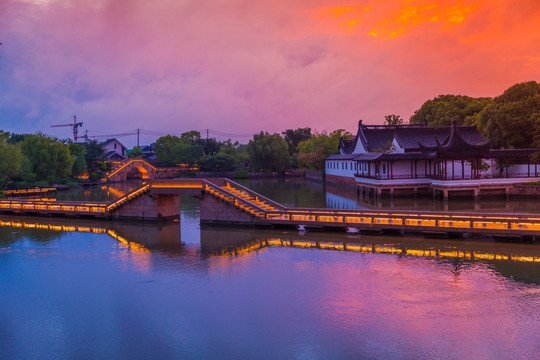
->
[402,81,540,150]
[2,81,538,188]
[0,132,111,189]
[150,128,349,174]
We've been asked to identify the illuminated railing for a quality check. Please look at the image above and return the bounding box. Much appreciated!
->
[106,183,151,211]
[106,159,157,179]
[4,187,57,196]
[213,237,540,263]
[0,199,107,214]
[261,207,540,235]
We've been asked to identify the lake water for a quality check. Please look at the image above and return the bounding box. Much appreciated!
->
[1,179,540,359]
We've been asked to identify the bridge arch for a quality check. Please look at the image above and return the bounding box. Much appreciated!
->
[107,159,158,182]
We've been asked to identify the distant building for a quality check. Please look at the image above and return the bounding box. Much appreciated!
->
[325,120,540,198]
[103,138,127,161]
[141,143,156,161]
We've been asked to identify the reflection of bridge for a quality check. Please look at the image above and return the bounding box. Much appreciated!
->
[1,216,538,267]
[2,178,540,238]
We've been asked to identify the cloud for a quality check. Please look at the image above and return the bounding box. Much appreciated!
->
[0,0,539,145]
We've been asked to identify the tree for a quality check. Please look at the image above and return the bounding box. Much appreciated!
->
[154,134,203,166]
[84,140,107,179]
[200,141,246,172]
[0,141,22,189]
[384,114,405,125]
[282,128,312,156]
[69,143,87,178]
[474,81,540,149]
[246,132,291,172]
[297,129,350,170]
[129,146,143,158]
[410,95,492,126]
[198,138,221,156]
[180,130,201,144]
[19,133,74,182]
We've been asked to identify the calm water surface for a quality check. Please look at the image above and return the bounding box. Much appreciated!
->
[1,181,540,359]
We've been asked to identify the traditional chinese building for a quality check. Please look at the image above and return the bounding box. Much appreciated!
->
[325,120,540,199]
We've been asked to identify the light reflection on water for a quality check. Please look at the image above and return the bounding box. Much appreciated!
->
[0,200,539,359]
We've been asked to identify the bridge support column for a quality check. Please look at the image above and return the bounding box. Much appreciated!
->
[111,193,180,221]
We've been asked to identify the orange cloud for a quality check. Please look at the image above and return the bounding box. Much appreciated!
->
[312,1,478,38]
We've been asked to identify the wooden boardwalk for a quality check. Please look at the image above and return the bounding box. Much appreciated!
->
[1,178,540,238]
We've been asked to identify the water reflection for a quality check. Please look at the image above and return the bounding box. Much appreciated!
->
[1,215,539,284]
[236,178,540,213]
[1,213,539,359]
[54,180,144,202]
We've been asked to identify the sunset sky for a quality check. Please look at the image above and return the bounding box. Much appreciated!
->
[1,0,539,146]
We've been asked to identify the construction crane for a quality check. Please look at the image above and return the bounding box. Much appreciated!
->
[51,115,83,142]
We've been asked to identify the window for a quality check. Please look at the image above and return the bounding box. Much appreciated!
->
[383,164,386,174]
[345,163,348,170]
[114,143,117,149]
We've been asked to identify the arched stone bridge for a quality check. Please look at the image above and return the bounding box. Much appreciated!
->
[106,159,182,182]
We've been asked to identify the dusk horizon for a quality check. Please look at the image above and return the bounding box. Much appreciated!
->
[1,0,539,146]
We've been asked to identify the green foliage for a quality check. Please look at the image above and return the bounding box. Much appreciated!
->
[297,129,349,170]
[0,141,23,188]
[69,143,87,177]
[180,130,201,144]
[199,138,221,156]
[19,133,74,183]
[234,170,248,179]
[128,145,143,158]
[410,95,492,126]
[474,81,540,149]
[282,128,312,156]
[200,142,246,172]
[84,140,107,179]
[154,134,204,166]
[384,114,405,125]
[246,131,291,172]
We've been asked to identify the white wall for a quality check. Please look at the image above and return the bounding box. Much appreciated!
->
[325,160,357,179]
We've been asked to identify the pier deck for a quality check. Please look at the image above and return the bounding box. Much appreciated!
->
[0,178,539,238]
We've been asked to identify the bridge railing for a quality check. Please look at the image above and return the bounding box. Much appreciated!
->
[0,199,107,214]
[106,183,151,211]
[263,207,540,233]
[206,178,287,210]
[201,180,270,215]
[150,179,205,189]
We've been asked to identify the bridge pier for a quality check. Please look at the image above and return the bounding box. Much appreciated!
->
[199,192,260,225]
[110,193,180,220]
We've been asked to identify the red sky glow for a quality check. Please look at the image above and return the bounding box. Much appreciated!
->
[1,0,539,145]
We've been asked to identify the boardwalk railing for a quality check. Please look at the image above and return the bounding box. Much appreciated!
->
[1,178,540,236]
[0,199,107,214]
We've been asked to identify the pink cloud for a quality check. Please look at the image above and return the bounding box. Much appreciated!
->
[0,0,539,146]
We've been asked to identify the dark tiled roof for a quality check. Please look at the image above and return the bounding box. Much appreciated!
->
[435,123,491,158]
[106,151,126,160]
[487,148,540,158]
[354,153,383,161]
[340,121,489,154]
[379,152,433,161]
[103,138,127,149]
[340,138,356,154]
[326,154,358,160]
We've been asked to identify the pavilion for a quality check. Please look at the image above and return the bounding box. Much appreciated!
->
[325,120,540,199]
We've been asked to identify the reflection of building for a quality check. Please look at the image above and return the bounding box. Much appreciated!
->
[326,120,540,198]
[103,138,127,161]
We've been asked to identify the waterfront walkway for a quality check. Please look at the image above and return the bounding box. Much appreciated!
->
[1,178,540,238]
